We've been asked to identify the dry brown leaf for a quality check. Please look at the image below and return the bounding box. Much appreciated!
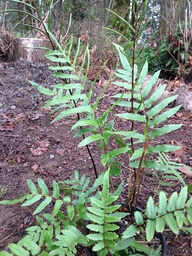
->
[179,165,192,178]
[56,148,65,156]
[0,120,14,131]
[31,148,44,156]
[30,112,43,120]
[32,164,39,172]
[14,113,25,121]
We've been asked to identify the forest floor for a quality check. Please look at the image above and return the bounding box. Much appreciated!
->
[0,59,192,255]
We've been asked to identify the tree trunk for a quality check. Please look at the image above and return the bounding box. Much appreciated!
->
[158,0,188,42]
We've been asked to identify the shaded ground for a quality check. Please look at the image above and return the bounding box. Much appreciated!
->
[0,59,192,255]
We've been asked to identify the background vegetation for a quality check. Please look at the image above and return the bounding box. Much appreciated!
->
[0,0,191,80]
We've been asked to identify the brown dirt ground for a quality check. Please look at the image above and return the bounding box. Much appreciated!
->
[0,59,192,255]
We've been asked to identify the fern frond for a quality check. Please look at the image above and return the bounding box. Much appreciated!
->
[143,186,192,241]
[86,170,128,254]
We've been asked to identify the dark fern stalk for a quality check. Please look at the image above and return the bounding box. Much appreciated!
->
[42,27,99,179]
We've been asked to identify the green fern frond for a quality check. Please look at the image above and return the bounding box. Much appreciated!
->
[143,186,192,241]
[87,170,128,254]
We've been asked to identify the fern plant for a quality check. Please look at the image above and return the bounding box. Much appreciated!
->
[1,170,191,255]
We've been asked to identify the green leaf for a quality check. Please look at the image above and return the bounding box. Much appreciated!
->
[176,186,188,209]
[123,225,138,238]
[46,94,87,106]
[0,194,29,205]
[141,70,160,98]
[105,204,121,213]
[87,224,103,232]
[113,43,131,72]
[8,244,29,256]
[165,213,179,234]
[67,205,74,220]
[186,208,192,224]
[134,211,144,225]
[149,105,181,128]
[20,236,41,255]
[147,95,178,118]
[29,81,55,96]
[53,106,93,122]
[116,113,146,123]
[187,184,192,194]
[92,241,105,251]
[52,199,63,217]
[146,219,156,242]
[88,207,104,217]
[112,81,132,89]
[49,65,74,71]
[105,240,116,248]
[147,145,181,154]
[27,180,37,194]
[52,72,79,80]
[186,197,192,207]
[38,178,49,195]
[150,124,182,139]
[137,61,148,87]
[158,191,167,215]
[155,216,165,233]
[174,210,188,228]
[105,214,122,223]
[130,147,144,160]
[78,134,103,147]
[53,82,83,90]
[52,181,60,198]
[167,191,178,212]
[131,240,156,254]
[0,252,12,256]
[102,170,110,197]
[146,197,156,219]
[112,182,123,198]
[86,233,103,241]
[105,196,119,205]
[144,84,167,109]
[33,196,52,215]
[106,146,130,159]
[71,119,98,130]
[110,162,122,176]
[22,195,42,207]
[104,231,118,240]
[90,198,104,208]
[63,196,71,203]
[111,238,134,253]
[45,56,68,63]
[105,223,119,231]
[74,127,95,138]
[182,227,192,234]
[87,213,104,224]
[101,154,109,166]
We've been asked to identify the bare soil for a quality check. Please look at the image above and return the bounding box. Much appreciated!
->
[0,59,192,255]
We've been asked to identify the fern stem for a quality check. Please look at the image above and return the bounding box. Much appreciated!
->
[127,139,148,208]
[68,88,99,179]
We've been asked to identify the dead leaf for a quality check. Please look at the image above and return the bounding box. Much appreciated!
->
[31,140,50,156]
[179,165,192,178]
[32,164,39,172]
[14,113,25,121]
[37,140,50,150]
[29,112,43,120]
[31,148,44,156]
[0,120,14,131]
[0,162,8,168]
[12,155,21,163]
[56,148,65,156]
